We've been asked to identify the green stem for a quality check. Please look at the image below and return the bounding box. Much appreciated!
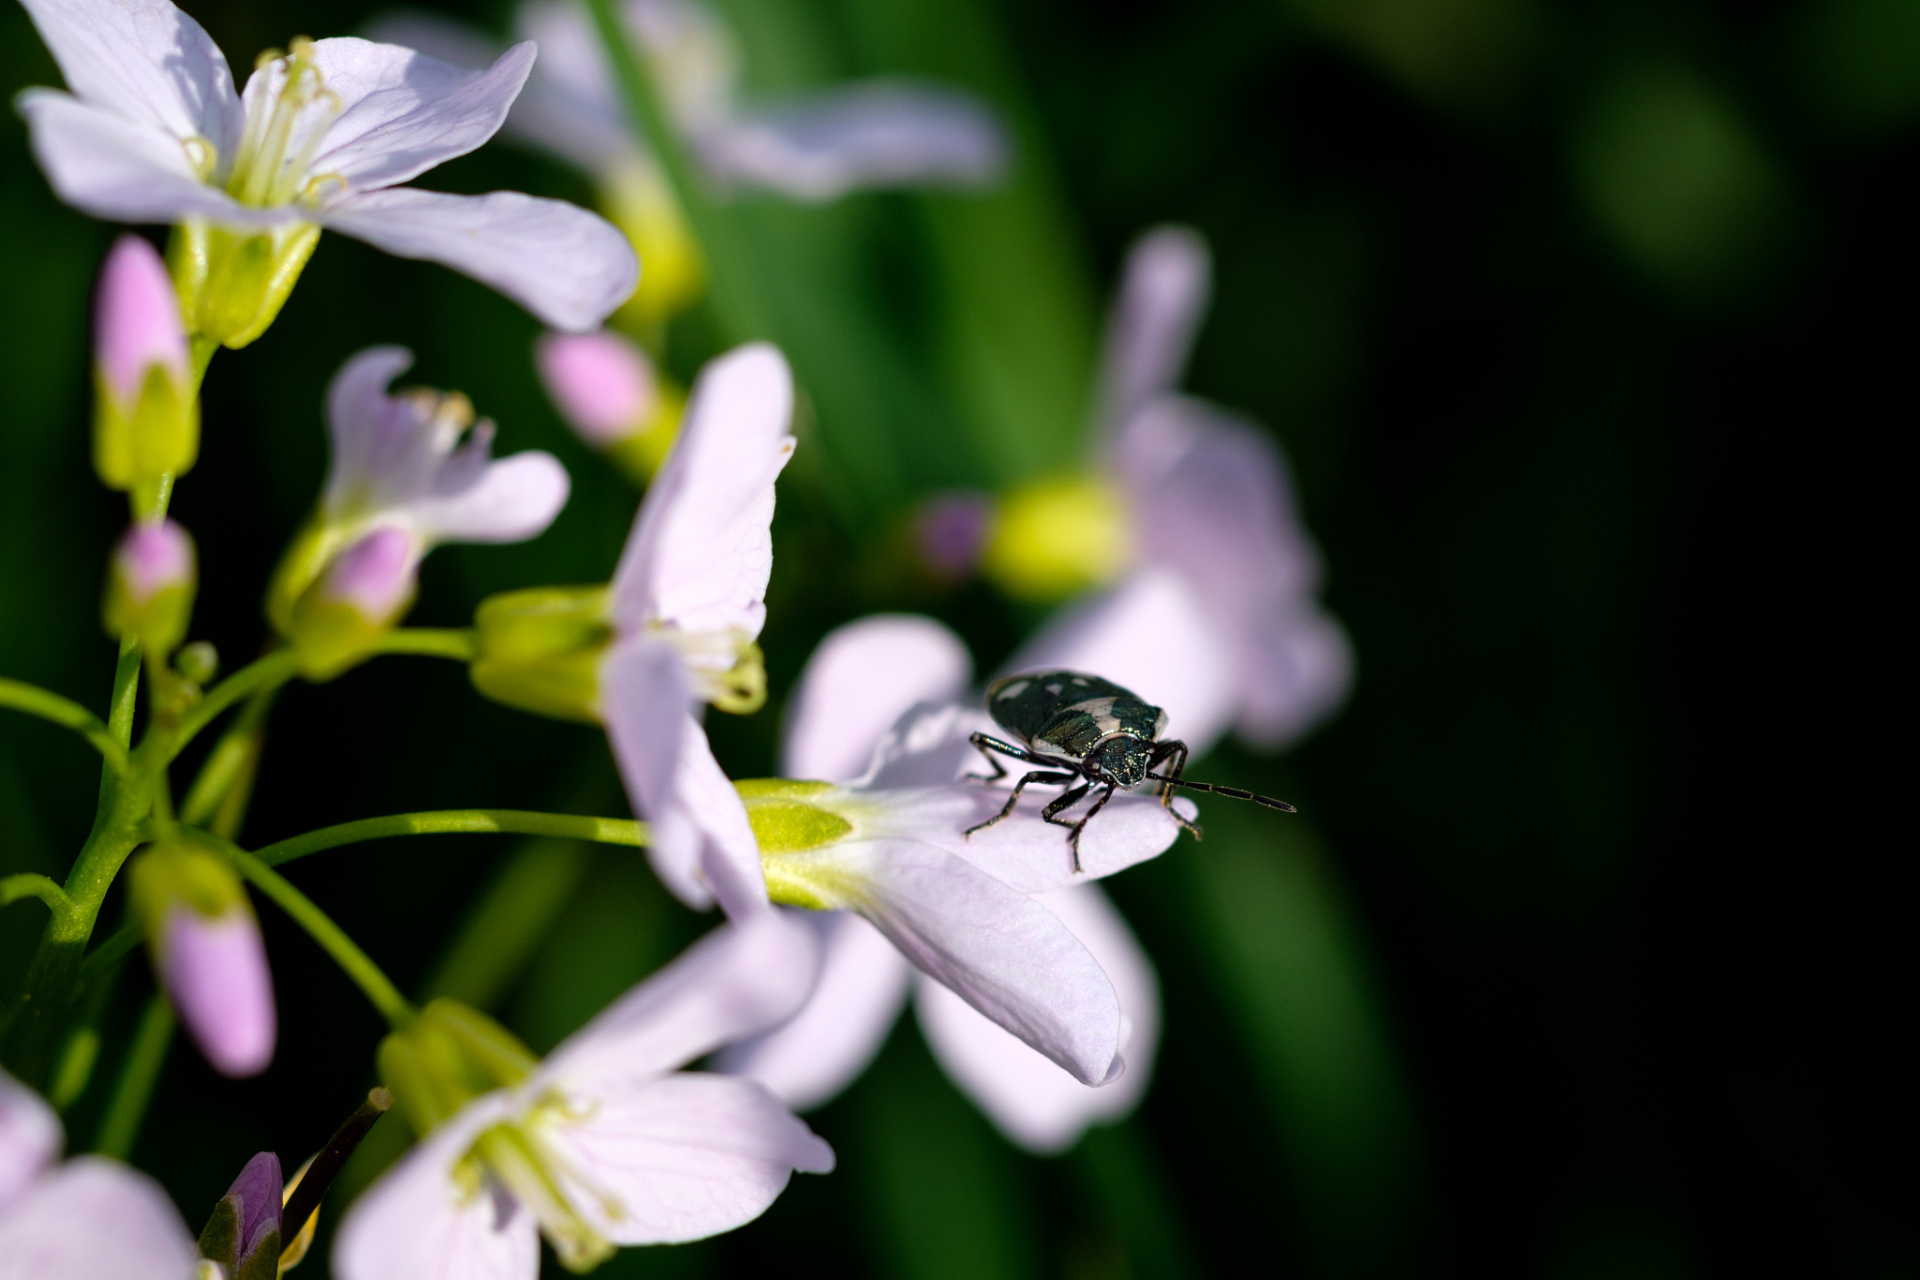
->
[377,628,479,661]
[80,922,142,985]
[188,830,416,1029]
[1,874,77,920]
[94,994,174,1159]
[171,649,300,757]
[179,681,280,831]
[0,679,133,775]
[254,809,649,868]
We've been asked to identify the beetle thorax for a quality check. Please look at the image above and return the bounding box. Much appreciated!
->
[1086,735,1152,788]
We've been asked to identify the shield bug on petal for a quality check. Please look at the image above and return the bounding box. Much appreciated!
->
[964,669,1296,869]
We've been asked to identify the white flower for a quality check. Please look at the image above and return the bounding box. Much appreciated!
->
[15,0,635,332]
[718,615,1178,1106]
[334,913,832,1280]
[370,0,1007,203]
[0,1068,207,1280]
[599,342,795,917]
[991,227,1355,755]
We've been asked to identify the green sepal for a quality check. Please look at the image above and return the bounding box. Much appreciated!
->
[129,842,247,937]
[285,578,413,682]
[196,1195,281,1280]
[93,362,198,492]
[735,779,854,854]
[170,219,320,350]
[377,999,538,1138]
[469,586,615,723]
[103,579,194,659]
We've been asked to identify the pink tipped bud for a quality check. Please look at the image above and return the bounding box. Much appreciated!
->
[537,330,657,446]
[163,904,277,1077]
[914,490,995,580]
[96,235,189,407]
[103,518,196,653]
[322,527,419,620]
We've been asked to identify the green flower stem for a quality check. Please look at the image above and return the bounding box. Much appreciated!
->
[377,627,479,661]
[189,829,417,1030]
[0,678,133,775]
[170,648,301,757]
[179,680,279,832]
[93,993,174,1160]
[1,874,76,921]
[255,810,650,868]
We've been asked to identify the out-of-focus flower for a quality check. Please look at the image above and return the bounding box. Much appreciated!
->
[102,518,196,657]
[336,913,831,1279]
[0,1067,209,1279]
[270,346,569,679]
[14,0,635,343]
[935,226,1354,755]
[368,0,1006,326]
[474,343,795,918]
[535,329,684,481]
[720,615,1167,1144]
[91,234,196,491]
[128,842,276,1077]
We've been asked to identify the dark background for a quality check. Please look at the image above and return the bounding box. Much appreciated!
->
[1,0,1910,1276]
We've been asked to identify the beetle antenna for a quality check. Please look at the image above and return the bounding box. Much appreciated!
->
[1146,774,1297,813]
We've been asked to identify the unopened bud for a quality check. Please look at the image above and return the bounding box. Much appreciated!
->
[94,235,197,491]
[176,640,220,684]
[979,474,1133,602]
[285,527,420,679]
[535,330,683,481]
[376,999,536,1138]
[468,585,614,722]
[103,518,197,654]
[197,1150,282,1280]
[129,843,276,1078]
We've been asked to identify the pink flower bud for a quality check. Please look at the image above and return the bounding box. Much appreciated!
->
[322,526,419,622]
[161,904,276,1077]
[914,491,995,580]
[536,330,657,446]
[112,519,195,604]
[95,235,188,410]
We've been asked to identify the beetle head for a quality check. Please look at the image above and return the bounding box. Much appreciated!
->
[1087,735,1152,788]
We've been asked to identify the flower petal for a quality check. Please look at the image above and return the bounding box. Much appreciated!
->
[602,635,768,916]
[0,1069,59,1212]
[333,1103,538,1280]
[767,839,1123,1085]
[15,90,262,226]
[15,0,242,152]
[698,81,1007,201]
[544,910,821,1085]
[543,1073,832,1245]
[715,909,912,1110]
[1097,226,1211,442]
[406,451,570,545]
[610,343,795,636]
[782,615,972,784]
[1010,565,1237,756]
[319,186,636,332]
[916,883,1160,1154]
[510,0,633,170]
[0,1156,200,1280]
[269,37,534,193]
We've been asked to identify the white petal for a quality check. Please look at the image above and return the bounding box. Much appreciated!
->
[856,701,997,789]
[767,839,1123,1085]
[1010,566,1237,757]
[602,636,768,916]
[333,1105,538,1280]
[544,911,820,1086]
[0,1070,59,1212]
[0,1156,199,1280]
[715,910,912,1110]
[916,883,1159,1154]
[15,90,265,226]
[322,345,427,516]
[359,12,506,78]
[265,38,534,193]
[542,1074,832,1245]
[16,0,242,153]
[698,81,1006,201]
[319,186,636,332]
[1096,226,1211,442]
[610,344,795,636]
[507,0,633,171]
[782,615,972,783]
[1235,606,1354,748]
[406,451,570,545]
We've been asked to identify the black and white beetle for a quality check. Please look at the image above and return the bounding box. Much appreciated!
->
[964,669,1296,869]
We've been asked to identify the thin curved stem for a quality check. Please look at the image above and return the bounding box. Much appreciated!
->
[187,829,416,1029]
[2,874,76,921]
[172,649,301,755]
[376,628,478,661]
[94,994,174,1160]
[0,678,131,775]
[255,809,649,868]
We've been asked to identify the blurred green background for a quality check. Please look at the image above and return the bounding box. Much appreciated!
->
[1,0,1911,1275]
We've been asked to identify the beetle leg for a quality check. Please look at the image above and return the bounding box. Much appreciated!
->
[1145,739,1203,839]
[1060,782,1120,873]
[965,769,1079,838]
[965,732,1047,784]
